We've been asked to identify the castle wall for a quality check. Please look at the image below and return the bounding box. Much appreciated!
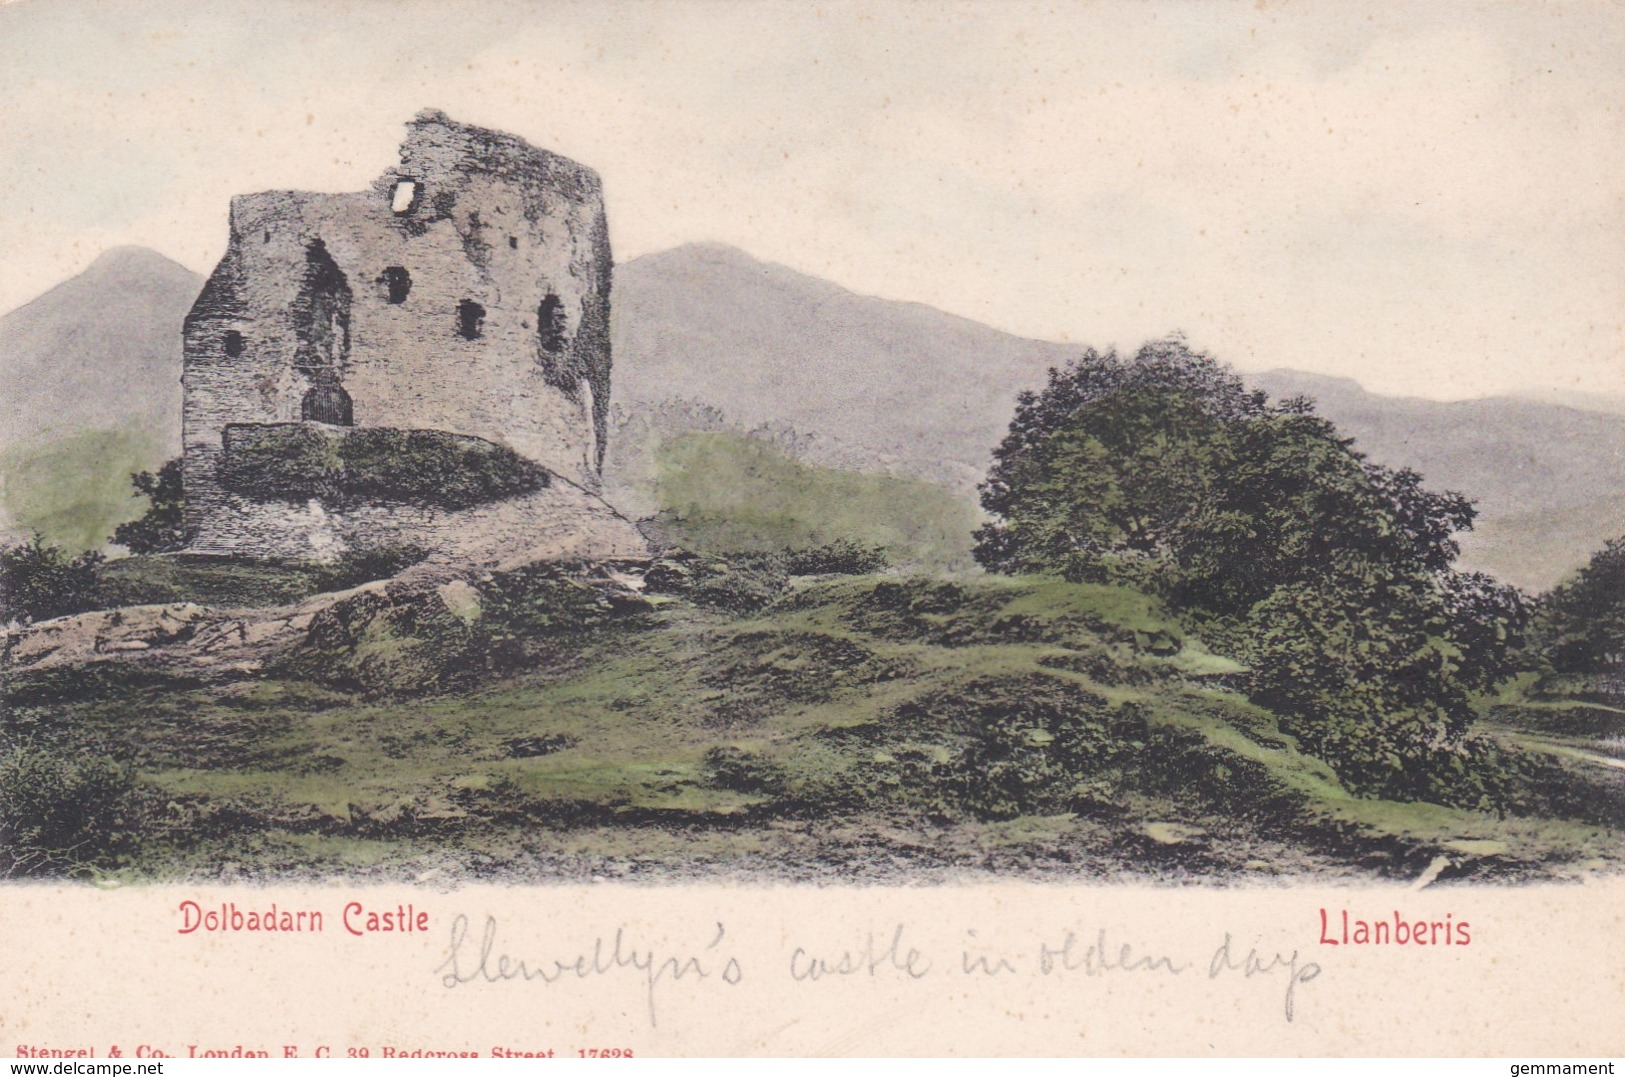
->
[182,111,617,560]
[188,479,649,567]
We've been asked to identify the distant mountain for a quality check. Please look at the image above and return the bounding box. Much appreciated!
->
[0,248,200,546]
[613,245,1625,591]
[3,240,1620,589]
[1247,370,1625,520]
[1248,370,1625,590]
[0,247,200,454]
[1514,387,1625,417]
[611,242,1076,493]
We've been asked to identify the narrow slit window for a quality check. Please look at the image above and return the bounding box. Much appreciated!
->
[390,179,419,215]
[537,293,567,355]
[224,330,245,358]
[508,235,519,249]
[457,299,485,340]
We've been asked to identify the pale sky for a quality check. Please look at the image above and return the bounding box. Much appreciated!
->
[1,0,1621,400]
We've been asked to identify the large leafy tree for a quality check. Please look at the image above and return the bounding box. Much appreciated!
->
[112,457,188,554]
[1532,536,1625,676]
[975,338,1525,799]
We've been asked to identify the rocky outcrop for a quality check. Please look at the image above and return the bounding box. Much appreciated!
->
[3,557,650,685]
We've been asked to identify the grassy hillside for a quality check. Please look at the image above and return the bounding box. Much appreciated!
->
[0,426,165,551]
[647,431,983,571]
[7,568,1619,883]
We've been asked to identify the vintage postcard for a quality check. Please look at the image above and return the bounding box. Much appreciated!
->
[1,0,1622,1058]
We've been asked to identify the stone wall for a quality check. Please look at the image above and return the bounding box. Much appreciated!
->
[189,473,648,566]
[182,110,617,560]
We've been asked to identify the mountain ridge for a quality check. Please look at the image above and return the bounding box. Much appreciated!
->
[3,241,1620,589]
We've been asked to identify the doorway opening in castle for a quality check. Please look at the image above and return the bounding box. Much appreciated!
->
[537,293,568,356]
[302,382,354,426]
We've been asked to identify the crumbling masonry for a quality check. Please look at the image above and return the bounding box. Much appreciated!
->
[181,110,646,563]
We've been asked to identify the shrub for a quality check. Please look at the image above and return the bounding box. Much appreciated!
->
[112,457,189,553]
[1531,536,1625,675]
[783,540,889,576]
[218,425,549,510]
[311,544,430,593]
[0,742,139,877]
[972,338,1526,802]
[643,542,882,612]
[643,551,789,612]
[0,534,105,625]
[703,746,788,795]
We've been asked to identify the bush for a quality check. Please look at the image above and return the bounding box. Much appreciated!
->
[703,746,788,795]
[278,563,655,694]
[1531,536,1625,675]
[311,544,430,593]
[219,425,550,511]
[0,742,139,877]
[0,534,105,625]
[643,552,789,612]
[112,457,188,553]
[867,674,1138,821]
[644,430,981,571]
[783,540,889,576]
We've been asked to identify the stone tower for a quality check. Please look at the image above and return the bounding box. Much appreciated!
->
[180,110,643,563]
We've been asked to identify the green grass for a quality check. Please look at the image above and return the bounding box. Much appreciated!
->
[99,554,329,609]
[649,431,983,570]
[0,426,166,551]
[7,569,1621,882]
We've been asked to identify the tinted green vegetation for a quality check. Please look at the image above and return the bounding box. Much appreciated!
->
[219,424,550,510]
[112,458,187,554]
[0,426,165,552]
[1530,536,1625,677]
[4,342,1621,884]
[1,545,432,624]
[5,568,1617,882]
[0,741,139,878]
[648,431,981,570]
[974,339,1528,803]
[1484,536,1625,793]
[97,548,430,611]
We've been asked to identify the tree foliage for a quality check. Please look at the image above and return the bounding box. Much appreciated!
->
[1531,536,1625,675]
[0,741,138,877]
[974,338,1526,799]
[112,457,188,554]
[0,533,105,625]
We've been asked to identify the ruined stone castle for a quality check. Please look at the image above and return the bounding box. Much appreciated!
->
[181,110,646,563]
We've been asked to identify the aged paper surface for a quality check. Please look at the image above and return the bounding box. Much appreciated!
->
[2,0,1623,1059]
[3,882,1625,1056]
